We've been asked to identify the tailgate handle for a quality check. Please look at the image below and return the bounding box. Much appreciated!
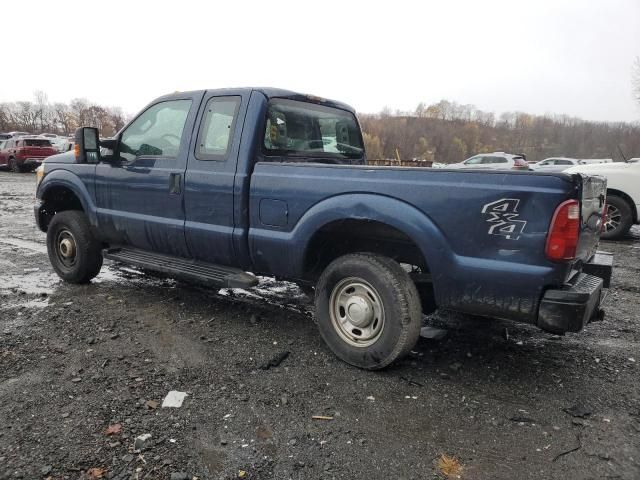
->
[169,173,182,194]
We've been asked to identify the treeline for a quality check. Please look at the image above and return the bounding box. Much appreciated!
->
[0,91,126,137]
[360,100,640,163]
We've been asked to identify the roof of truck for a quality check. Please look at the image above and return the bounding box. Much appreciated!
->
[154,87,357,113]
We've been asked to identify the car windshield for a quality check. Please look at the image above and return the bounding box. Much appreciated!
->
[263,99,364,162]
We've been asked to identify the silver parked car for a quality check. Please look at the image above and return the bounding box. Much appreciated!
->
[447,152,530,171]
[530,157,582,172]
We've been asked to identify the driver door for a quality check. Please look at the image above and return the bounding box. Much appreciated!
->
[94,93,203,257]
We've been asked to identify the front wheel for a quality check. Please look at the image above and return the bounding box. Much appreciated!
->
[47,211,103,283]
[602,195,633,240]
[314,253,422,369]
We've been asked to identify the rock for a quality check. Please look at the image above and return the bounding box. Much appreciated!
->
[420,326,447,340]
[122,454,134,462]
[86,337,96,345]
[563,404,591,418]
[250,314,259,325]
[449,362,463,372]
[162,391,188,408]
[440,372,450,379]
[134,433,152,451]
[144,400,159,410]
[61,412,70,418]
[110,333,120,340]
[280,394,288,406]
[259,351,290,370]
[170,473,189,480]
[40,465,52,475]
[71,377,82,383]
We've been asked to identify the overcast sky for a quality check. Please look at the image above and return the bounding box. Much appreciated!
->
[2,0,639,122]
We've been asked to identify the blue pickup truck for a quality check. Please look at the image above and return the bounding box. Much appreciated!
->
[34,87,612,369]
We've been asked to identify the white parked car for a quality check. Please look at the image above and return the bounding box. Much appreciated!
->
[530,157,582,172]
[565,161,640,239]
[447,152,530,171]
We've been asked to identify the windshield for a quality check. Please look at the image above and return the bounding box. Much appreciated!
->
[263,99,364,163]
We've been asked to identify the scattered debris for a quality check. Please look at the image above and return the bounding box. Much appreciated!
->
[259,351,290,369]
[449,362,463,372]
[366,396,375,401]
[238,471,247,478]
[170,473,189,480]
[509,416,536,424]
[145,400,159,410]
[134,433,152,451]
[438,454,463,478]
[420,326,447,340]
[104,424,122,435]
[312,415,334,421]
[400,376,423,387]
[40,465,52,476]
[552,435,582,462]
[162,391,188,408]
[563,405,592,419]
[87,467,105,479]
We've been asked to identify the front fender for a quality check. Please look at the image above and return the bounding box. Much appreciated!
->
[249,193,453,285]
[37,168,97,227]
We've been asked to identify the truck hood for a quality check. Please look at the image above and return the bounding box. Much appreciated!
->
[43,151,76,164]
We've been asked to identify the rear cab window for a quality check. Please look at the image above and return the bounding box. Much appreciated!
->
[195,96,241,161]
[263,99,364,164]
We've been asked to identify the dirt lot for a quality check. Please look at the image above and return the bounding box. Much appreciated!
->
[1,171,639,480]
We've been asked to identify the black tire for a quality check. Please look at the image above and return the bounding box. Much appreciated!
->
[8,158,21,173]
[314,253,422,370]
[47,210,103,283]
[602,195,633,240]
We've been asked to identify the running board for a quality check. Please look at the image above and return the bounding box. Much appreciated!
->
[103,247,258,289]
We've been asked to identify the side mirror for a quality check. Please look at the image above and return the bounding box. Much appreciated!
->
[73,127,101,164]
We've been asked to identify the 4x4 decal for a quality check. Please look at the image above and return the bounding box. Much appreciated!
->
[482,198,527,240]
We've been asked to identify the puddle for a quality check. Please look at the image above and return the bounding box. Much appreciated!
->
[0,237,47,254]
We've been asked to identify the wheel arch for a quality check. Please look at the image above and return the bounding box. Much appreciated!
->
[37,171,96,231]
[607,188,638,223]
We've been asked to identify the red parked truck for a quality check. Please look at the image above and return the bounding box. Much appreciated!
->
[0,136,58,172]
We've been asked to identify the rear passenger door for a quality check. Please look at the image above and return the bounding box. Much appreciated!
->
[184,90,248,266]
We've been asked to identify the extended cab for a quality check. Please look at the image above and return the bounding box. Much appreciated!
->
[35,88,613,369]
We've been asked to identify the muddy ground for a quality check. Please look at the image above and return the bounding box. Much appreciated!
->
[0,170,638,480]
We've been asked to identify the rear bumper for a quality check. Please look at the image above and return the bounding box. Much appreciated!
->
[537,251,612,334]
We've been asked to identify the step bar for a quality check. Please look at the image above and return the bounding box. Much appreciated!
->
[103,247,258,289]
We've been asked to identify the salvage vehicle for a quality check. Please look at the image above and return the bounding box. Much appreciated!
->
[34,88,612,369]
[566,160,640,240]
[1,136,58,172]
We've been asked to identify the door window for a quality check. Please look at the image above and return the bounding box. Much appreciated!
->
[119,100,192,162]
[195,96,241,160]
[482,156,507,164]
[464,156,483,165]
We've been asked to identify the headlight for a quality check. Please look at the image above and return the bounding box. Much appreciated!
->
[35,166,45,189]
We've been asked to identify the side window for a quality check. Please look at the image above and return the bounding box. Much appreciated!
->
[119,100,192,162]
[464,156,483,165]
[485,156,507,164]
[195,96,240,160]
[556,159,572,165]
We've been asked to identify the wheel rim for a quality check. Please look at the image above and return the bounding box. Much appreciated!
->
[604,204,622,232]
[329,277,385,347]
[55,228,78,268]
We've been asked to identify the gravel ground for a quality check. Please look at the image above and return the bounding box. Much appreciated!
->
[1,171,639,480]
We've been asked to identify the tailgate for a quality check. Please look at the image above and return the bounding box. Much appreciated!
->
[575,173,607,262]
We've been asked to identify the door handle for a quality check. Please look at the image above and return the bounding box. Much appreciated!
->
[169,173,182,194]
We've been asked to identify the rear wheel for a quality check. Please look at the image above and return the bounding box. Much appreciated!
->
[314,253,422,370]
[602,195,633,240]
[47,211,103,283]
[8,158,21,173]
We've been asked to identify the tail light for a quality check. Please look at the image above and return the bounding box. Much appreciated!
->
[546,199,580,261]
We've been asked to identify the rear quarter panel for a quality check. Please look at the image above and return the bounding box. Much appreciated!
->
[249,164,579,323]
